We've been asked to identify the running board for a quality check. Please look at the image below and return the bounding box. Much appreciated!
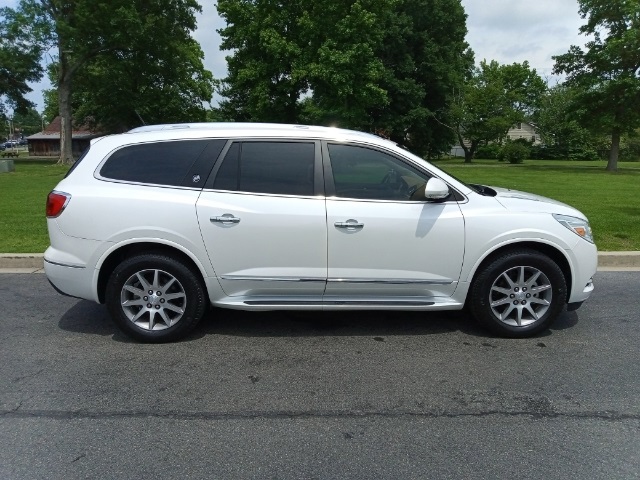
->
[243,300,434,306]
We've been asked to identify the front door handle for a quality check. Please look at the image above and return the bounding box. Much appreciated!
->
[211,214,241,224]
[334,219,364,230]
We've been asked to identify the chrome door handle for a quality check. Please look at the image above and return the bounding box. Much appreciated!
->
[334,219,364,229]
[211,214,240,224]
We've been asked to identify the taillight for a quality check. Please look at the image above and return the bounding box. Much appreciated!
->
[46,191,71,218]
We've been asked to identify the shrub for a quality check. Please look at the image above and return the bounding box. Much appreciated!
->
[475,144,502,159]
[498,141,530,164]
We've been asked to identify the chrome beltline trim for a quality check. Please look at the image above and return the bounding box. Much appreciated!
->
[220,275,325,282]
[220,275,452,285]
[328,278,452,285]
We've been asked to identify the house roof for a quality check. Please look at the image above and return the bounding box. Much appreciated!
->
[27,116,104,140]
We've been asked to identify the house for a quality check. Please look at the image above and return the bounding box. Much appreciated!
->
[27,117,103,158]
[450,121,542,157]
[505,122,542,145]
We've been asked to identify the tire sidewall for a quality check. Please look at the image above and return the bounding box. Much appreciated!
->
[470,250,567,337]
[106,254,206,343]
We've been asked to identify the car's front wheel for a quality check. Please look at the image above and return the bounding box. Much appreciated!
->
[105,253,207,343]
[469,249,567,337]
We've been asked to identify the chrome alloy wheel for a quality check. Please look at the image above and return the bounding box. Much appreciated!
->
[489,266,552,327]
[120,269,187,330]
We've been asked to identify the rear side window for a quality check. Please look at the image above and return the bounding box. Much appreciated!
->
[212,141,315,196]
[100,140,210,186]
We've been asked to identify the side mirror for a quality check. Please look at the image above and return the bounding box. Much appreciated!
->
[424,178,450,201]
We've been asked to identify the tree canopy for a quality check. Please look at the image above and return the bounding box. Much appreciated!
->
[553,0,640,171]
[0,6,47,115]
[451,60,546,163]
[1,0,213,163]
[217,0,472,157]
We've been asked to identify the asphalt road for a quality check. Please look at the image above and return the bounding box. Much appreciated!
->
[1,272,639,480]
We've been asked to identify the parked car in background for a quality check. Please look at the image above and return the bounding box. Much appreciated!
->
[44,123,597,343]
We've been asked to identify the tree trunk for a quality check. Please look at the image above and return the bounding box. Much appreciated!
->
[463,139,479,164]
[607,129,620,172]
[456,130,474,163]
[57,47,74,166]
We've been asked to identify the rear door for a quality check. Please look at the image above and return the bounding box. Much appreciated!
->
[196,140,327,298]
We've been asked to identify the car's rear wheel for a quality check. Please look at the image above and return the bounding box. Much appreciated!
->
[469,249,567,337]
[105,253,207,343]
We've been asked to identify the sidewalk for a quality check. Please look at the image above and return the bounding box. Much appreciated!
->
[1,252,639,273]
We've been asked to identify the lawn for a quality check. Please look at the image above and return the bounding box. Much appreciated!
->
[432,158,640,251]
[0,158,638,252]
[0,160,69,252]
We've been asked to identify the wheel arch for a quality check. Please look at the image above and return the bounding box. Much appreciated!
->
[467,241,573,303]
[96,241,209,304]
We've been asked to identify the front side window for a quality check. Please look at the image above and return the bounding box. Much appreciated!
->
[100,140,210,186]
[327,143,431,201]
[213,141,315,196]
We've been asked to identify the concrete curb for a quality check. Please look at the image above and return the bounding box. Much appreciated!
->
[1,252,640,271]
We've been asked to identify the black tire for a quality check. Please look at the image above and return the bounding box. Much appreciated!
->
[105,253,207,343]
[469,249,567,338]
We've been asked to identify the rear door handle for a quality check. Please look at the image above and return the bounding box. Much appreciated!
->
[211,214,240,224]
[334,219,364,229]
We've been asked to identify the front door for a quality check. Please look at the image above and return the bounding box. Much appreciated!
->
[323,142,465,299]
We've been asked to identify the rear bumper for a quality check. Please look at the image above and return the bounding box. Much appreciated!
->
[44,257,98,302]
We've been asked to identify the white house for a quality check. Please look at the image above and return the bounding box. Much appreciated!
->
[505,122,542,144]
[450,121,542,157]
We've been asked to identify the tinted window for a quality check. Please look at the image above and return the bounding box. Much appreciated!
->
[213,142,315,196]
[328,143,431,201]
[100,140,209,186]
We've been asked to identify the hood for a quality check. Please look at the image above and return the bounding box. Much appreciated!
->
[490,186,586,219]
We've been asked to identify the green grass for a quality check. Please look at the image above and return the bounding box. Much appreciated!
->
[0,158,638,252]
[0,160,69,252]
[432,158,640,251]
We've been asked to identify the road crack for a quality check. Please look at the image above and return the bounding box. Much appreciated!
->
[0,408,637,422]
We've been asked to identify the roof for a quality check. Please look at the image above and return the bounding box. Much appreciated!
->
[125,122,384,142]
[27,116,103,141]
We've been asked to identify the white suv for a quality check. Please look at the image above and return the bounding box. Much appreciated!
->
[45,123,597,342]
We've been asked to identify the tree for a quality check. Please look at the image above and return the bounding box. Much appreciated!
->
[71,37,213,132]
[11,107,43,137]
[370,0,472,157]
[2,0,212,164]
[217,0,390,125]
[217,0,472,157]
[553,0,640,171]
[451,60,546,163]
[0,7,46,115]
[533,84,599,159]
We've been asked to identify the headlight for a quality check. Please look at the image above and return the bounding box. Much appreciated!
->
[553,214,594,243]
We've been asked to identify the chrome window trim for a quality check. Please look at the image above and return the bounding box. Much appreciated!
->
[200,189,326,200]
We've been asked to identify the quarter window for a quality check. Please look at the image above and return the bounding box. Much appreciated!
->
[100,140,210,186]
[327,143,431,201]
[213,142,315,196]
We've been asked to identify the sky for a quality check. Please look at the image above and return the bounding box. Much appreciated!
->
[2,0,590,113]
